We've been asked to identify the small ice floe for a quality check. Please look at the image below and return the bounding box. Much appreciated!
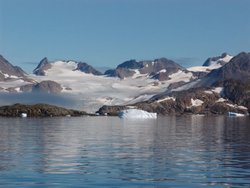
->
[21,113,27,118]
[227,112,246,117]
[118,109,157,119]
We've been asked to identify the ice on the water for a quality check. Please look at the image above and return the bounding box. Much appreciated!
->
[118,109,157,119]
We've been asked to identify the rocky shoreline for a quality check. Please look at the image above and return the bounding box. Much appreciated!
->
[96,82,250,116]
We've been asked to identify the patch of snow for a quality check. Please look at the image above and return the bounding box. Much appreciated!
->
[15,87,20,92]
[226,103,248,110]
[208,54,233,69]
[3,73,9,78]
[187,66,210,72]
[216,98,227,103]
[212,87,223,94]
[221,54,233,63]
[159,69,166,73]
[10,75,18,79]
[238,106,248,110]
[132,69,142,78]
[204,87,224,95]
[204,90,213,94]
[191,98,204,107]
[118,109,157,119]
[169,70,193,83]
[156,96,176,103]
[207,62,223,69]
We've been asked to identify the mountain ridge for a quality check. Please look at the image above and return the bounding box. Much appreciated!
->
[1,51,250,115]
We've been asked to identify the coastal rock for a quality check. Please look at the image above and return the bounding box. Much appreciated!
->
[0,103,87,117]
[97,86,249,115]
[96,105,127,116]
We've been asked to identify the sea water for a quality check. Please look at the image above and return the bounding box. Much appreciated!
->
[0,115,250,187]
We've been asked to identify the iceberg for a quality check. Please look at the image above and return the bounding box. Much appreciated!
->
[118,109,157,119]
[227,112,246,117]
[21,113,27,118]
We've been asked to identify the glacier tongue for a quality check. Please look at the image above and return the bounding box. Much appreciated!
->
[118,109,157,119]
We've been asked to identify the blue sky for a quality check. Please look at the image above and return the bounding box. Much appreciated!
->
[0,0,250,72]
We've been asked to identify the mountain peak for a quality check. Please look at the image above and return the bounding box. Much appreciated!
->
[33,58,102,76]
[0,55,27,81]
[203,53,233,67]
[105,58,185,80]
[33,57,51,76]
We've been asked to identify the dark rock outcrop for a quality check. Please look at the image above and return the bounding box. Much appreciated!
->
[32,80,63,93]
[74,62,102,75]
[105,68,135,79]
[222,80,250,112]
[96,105,127,116]
[0,103,87,117]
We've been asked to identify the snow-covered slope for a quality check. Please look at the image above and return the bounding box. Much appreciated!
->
[105,58,185,80]
[34,58,102,76]
[2,52,246,114]
[187,53,233,73]
[30,63,195,112]
[202,53,233,69]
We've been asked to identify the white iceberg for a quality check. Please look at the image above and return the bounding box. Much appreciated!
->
[118,109,157,119]
[227,112,246,117]
[21,113,27,118]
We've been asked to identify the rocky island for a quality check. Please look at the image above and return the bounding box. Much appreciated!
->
[0,103,88,117]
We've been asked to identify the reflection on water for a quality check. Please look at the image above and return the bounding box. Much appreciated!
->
[0,116,250,187]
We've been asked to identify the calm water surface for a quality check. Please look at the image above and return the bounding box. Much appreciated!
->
[0,116,250,187]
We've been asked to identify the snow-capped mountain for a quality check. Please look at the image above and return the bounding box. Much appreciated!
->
[191,52,250,88]
[105,58,185,80]
[33,58,102,76]
[1,52,250,114]
[30,61,194,112]
[100,52,249,115]
[203,53,233,68]
[187,53,234,76]
[0,55,27,81]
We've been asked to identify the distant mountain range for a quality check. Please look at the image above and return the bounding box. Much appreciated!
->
[0,52,249,115]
